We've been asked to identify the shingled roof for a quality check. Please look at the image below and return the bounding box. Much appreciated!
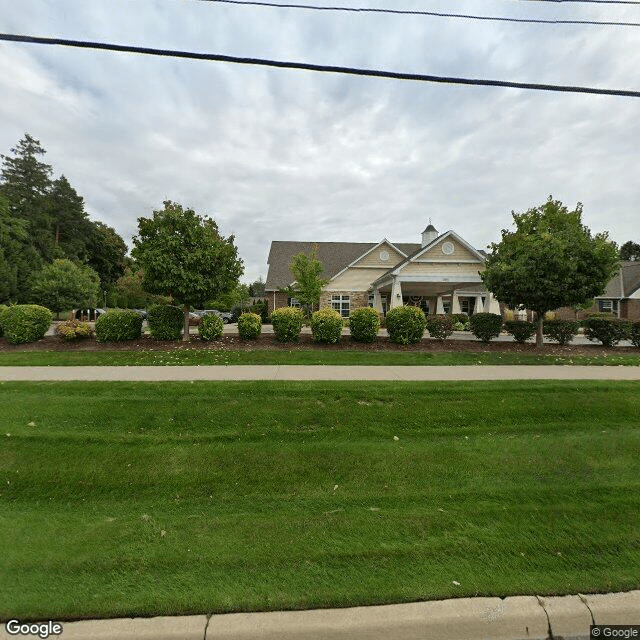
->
[265,241,420,290]
[600,261,640,298]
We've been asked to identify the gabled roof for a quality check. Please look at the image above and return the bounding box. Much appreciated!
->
[329,238,409,282]
[600,261,640,298]
[265,240,420,290]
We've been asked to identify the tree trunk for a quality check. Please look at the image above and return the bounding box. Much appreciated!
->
[183,306,190,342]
[536,314,544,347]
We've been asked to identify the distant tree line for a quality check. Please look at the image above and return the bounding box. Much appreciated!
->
[0,133,128,305]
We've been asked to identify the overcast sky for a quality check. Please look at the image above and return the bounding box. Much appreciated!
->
[1,0,639,282]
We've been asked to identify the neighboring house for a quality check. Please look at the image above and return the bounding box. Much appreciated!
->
[555,261,640,321]
[265,224,501,317]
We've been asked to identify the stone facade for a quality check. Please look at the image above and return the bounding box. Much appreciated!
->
[319,291,369,315]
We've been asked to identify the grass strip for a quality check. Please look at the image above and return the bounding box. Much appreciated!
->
[0,349,639,366]
[1,380,639,620]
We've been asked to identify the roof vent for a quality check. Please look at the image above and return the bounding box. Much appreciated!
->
[422,223,438,247]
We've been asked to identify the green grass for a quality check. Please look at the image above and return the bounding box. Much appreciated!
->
[1,381,639,620]
[1,348,640,366]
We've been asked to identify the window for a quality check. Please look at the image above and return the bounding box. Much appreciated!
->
[332,295,350,318]
[368,294,388,315]
[460,299,470,315]
[598,299,618,314]
[288,297,301,308]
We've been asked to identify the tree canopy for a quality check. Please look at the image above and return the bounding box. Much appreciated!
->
[132,201,244,340]
[481,197,619,346]
[282,246,329,315]
[30,259,101,317]
[620,240,640,262]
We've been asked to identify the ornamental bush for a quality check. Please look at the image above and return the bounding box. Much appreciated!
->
[425,314,456,341]
[95,310,143,342]
[55,320,93,342]
[349,307,380,343]
[238,312,262,340]
[310,307,343,344]
[0,304,52,345]
[582,316,630,347]
[385,305,426,345]
[147,304,184,340]
[631,322,640,348]
[271,307,304,342]
[198,314,224,341]
[543,319,579,345]
[0,305,7,337]
[469,312,503,343]
[503,320,536,344]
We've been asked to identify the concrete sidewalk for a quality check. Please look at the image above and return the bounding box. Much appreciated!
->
[2,591,638,639]
[1,364,640,381]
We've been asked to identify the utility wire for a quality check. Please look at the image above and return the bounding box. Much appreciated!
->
[1,33,639,98]
[197,0,640,27]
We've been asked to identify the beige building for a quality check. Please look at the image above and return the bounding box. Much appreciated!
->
[265,225,500,317]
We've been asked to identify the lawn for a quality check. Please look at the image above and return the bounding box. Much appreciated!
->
[1,349,640,366]
[1,380,639,620]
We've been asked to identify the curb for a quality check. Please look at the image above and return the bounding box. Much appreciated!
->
[2,591,638,640]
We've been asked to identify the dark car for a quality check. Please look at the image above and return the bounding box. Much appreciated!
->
[199,309,233,324]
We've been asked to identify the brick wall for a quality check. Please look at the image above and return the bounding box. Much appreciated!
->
[267,291,289,316]
[621,300,640,322]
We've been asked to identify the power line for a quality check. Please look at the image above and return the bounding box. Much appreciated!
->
[1,33,639,98]
[197,0,640,26]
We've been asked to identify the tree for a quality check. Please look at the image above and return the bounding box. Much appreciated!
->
[131,201,244,341]
[481,197,620,346]
[620,240,640,261]
[0,133,54,259]
[282,245,329,316]
[87,221,128,290]
[30,259,101,318]
[45,175,92,261]
[248,277,266,297]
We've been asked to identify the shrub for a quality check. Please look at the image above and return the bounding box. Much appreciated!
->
[95,310,143,342]
[385,305,426,345]
[198,314,224,341]
[0,304,7,337]
[55,320,93,341]
[543,319,579,345]
[349,307,380,343]
[631,322,640,348]
[310,307,343,344]
[271,307,304,342]
[450,313,468,325]
[0,304,53,345]
[469,312,503,343]
[147,304,184,340]
[425,314,456,341]
[249,300,269,323]
[582,316,630,347]
[238,312,262,340]
[504,320,536,344]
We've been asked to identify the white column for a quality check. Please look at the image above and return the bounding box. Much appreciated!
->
[452,291,461,314]
[484,292,501,314]
[475,295,484,315]
[390,279,403,309]
[436,296,444,314]
[372,289,383,313]
[484,292,492,313]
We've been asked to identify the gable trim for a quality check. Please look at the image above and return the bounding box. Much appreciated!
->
[330,238,408,282]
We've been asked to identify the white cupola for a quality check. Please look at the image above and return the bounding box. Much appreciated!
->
[421,223,438,247]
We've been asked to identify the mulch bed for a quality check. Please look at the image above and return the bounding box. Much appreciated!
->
[0,332,636,357]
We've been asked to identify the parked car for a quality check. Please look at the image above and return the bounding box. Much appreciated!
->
[198,309,233,324]
[131,308,148,319]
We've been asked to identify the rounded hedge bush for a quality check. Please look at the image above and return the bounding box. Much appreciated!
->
[385,305,426,345]
[543,319,579,345]
[238,312,262,340]
[0,304,53,345]
[631,321,640,348]
[147,304,184,340]
[271,307,304,342]
[425,314,456,341]
[503,320,536,344]
[310,307,343,344]
[349,307,380,343]
[55,320,93,341]
[469,312,503,343]
[582,316,630,347]
[95,310,143,342]
[198,314,224,341]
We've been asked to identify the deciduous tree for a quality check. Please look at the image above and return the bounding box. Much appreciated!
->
[132,201,243,341]
[282,246,329,316]
[481,197,619,346]
[620,240,640,261]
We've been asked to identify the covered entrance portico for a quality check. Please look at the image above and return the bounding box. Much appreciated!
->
[370,275,500,316]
